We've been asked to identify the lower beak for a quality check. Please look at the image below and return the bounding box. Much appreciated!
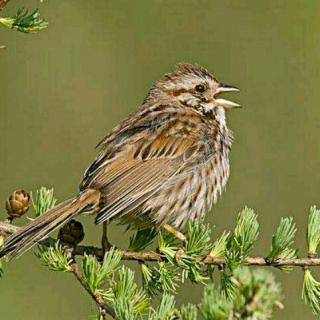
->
[215,84,240,109]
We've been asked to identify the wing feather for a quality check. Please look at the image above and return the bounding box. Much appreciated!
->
[80,104,207,225]
[95,158,180,224]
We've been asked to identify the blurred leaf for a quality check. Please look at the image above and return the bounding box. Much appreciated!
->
[206,268,282,319]
[180,303,198,320]
[231,267,282,319]
[0,8,48,34]
[200,284,232,320]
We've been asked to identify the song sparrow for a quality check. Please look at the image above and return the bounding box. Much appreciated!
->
[0,63,239,259]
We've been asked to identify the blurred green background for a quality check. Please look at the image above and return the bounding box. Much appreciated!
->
[1,0,320,318]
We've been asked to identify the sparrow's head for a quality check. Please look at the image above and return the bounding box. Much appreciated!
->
[150,63,240,114]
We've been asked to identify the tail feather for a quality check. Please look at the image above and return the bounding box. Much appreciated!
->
[0,189,100,260]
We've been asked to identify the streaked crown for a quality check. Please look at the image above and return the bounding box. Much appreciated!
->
[146,63,240,113]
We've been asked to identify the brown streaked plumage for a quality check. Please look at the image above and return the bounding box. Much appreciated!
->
[0,63,239,259]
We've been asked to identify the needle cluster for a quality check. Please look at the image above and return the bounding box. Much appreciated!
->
[2,186,320,319]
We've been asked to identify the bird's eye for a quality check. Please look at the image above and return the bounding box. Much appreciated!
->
[195,84,206,93]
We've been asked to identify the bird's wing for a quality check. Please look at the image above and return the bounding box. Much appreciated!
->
[80,103,211,225]
[93,133,206,224]
[94,157,180,224]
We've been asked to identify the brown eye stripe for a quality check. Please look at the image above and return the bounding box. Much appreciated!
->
[164,88,189,96]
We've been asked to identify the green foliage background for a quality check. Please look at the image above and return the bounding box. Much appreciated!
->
[1,0,320,318]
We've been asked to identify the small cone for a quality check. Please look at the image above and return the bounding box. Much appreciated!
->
[58,219,84,246]
[5,190,30,219]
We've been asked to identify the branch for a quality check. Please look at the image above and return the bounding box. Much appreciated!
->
[2,221,320,268]
[115,251,320,267]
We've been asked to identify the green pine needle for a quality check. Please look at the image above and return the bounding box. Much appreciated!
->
[185,220,212,256]
[99,288,114,303]
[155,262,180,294]
[82,254,103,293]
[180,254,208,284]
[180,303,198,320]
[35,242,71,271]
[224,207,259,271]
[128,227,158,252]
[220,269,238,299]
[158,223,211,284]
[158,231,179,261]
[112,266,150,314]
[149,294,176,320]
[141,262,179,296]
[156,262,180,293]
[82,247,122,294]
[307,206,320,257]
[303,269,320,314]
[32,186,57,216]
[0,8,48,34]
[268,217,297,271]
[141,262,158,296]
[210,231,230,258]
[232,207,259,258]
[113,297,137,320]
[200,284,232,319]
[140,262,180,297]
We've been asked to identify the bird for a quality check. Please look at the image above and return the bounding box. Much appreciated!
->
[0,63,239,259]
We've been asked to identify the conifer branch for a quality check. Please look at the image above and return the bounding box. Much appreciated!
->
[2,187,320,318]
[2,220,320,267]
[0,0,48,39]
[69,259,115,319]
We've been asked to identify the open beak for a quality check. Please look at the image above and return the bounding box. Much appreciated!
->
[214,84,240,109]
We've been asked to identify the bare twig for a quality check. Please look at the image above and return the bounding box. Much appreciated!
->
[2,221,320,268]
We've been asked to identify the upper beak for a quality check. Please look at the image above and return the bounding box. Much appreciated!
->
[214,83,240,109]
